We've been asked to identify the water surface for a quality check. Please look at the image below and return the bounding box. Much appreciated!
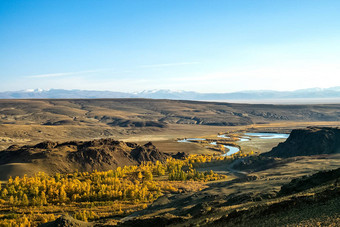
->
[222,145,240,156]
[244,133,289,139]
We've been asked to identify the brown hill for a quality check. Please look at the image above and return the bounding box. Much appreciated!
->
[40,215,92,227]
[278,167,340,196]
[0,139,169,180]
[263,127,340,158]
[233,127,340,172]
[1,99,340,128]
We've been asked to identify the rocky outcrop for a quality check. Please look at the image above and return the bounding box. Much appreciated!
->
[263,127,340,158]
[43,120,78,126]
[117,214,185,227]
[171,152,188,160]
[40,215,92,227]
[130,142,168,163]
[0,139,170,175]
[278,167,340,196]
[106,118,167,128]
[233,127,340,172]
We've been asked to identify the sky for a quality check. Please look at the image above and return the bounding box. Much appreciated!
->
[1,0,340,93]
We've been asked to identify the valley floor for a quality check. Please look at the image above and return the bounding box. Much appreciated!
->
[1,100,340,226]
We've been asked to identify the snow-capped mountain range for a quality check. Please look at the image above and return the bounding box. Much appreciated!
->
[1,87,340,102]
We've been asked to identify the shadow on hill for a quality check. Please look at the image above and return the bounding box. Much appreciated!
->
[233,127,340,172]
[0,139,170,180]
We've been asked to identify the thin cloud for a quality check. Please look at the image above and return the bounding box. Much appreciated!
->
[26,69,103,78]
[140,62,200,68]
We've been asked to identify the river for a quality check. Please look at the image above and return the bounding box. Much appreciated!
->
[178,132,290,156]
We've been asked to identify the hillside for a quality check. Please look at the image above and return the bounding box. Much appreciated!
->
[0,139,169,180]
[264,127,340,158]
[108,128,340,227]
[208,167,340,227]
[1,99,340,128]
[233,127,340,172]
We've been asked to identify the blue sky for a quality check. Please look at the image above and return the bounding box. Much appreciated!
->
[1,0,340,92]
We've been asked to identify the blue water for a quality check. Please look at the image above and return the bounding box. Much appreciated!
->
[244,133,289,139]
[222,145,240,156]
[210,142,239,156]
[178,132,288,157]
[178,140,239,156]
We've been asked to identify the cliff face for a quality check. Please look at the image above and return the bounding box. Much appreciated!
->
[263,127,340,158]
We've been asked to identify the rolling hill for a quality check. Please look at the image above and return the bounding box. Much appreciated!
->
[0,139,169,180]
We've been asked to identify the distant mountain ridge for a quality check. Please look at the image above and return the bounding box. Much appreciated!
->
[2,87,340,100]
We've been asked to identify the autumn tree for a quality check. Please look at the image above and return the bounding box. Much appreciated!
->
[21,194,29,206]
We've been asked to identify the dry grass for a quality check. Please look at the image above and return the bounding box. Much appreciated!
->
[1,98,340,150]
